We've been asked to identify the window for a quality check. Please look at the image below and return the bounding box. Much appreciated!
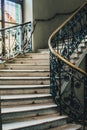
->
[0,0,23,28]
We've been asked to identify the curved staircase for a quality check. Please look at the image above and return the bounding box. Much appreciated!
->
[0,50,82,130]
[0,2,87,130]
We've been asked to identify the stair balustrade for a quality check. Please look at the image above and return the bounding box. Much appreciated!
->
[0,22,32,62]
[48,2,87,129]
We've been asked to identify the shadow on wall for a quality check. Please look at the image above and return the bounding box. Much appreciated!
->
[24,0,86,52]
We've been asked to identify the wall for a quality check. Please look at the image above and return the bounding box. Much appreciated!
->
[23,0,33,22]
[24,0,86,51]
[32,0,86,51]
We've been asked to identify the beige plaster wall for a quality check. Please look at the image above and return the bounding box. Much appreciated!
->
[24,0,86,51]
[23,0,33,22]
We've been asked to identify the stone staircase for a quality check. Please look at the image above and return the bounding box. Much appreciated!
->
[0,50,82,130]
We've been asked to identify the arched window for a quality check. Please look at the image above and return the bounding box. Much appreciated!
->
[0,0,23,29]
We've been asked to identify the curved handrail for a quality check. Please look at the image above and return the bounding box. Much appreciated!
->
[48,2,87,76]
[48,2,87,127]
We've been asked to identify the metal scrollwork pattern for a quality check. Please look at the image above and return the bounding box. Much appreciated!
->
[49,2,87,128]
[0,22,32,62]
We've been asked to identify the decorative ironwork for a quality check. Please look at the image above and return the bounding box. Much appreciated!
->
[0,22,32,62]
[49,2,87,129]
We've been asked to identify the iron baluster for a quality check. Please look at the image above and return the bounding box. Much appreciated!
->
[49,2,87,128]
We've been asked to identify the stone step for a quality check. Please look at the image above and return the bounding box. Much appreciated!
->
[17,52,49,59]
[78,42,86,48]
[2,104,58,123]
[0,85,50,95]
[2,115,68,130]
[4,64,49,70]
[49,124,82,130]
[1,94,53,107]
[0,70,50,77]
[37,49,49,53]
[15,55,49,60]
[8,59,49,65]
[74,47,83,54]
[70,53,79,59]
[15,58,49,62]
[0,77,50,85]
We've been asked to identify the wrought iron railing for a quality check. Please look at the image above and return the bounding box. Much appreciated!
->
[0,21,32,62]
[48,2,87,129]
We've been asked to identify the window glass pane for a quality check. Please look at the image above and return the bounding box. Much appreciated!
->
[5,23,16,28]
[4,0,22,24]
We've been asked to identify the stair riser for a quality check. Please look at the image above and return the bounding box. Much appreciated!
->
[11,62,49,65]
[5,65,49,70]
[0,72,50,77]
[0,79,50,85]
[0,88,50,95]
[17,54,49,59]
[2,107,57,123]
[1,98,53,107]
[15,56,49,60]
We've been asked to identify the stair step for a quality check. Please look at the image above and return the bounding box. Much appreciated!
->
[17,52,49,59]
[0,85,50,95]
[0,84,50,89]
[1,94,53,107]
[10,60,49,65]
[15,55,49,59]
[0,77,50,85]
[74,48,82,54]
[1,94,52,100]
[4,64,49,70]
[2,104,58,123]
[2,104,57,113]
[70,53,79,59]
[49,124,82,130]
[0,77,50,79]
[0,69,50,77]
[2,116,68,130]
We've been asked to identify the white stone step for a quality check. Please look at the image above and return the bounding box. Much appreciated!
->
[4,64,49,70]
[49,124,82,130]
[2,116,68,130]
[0,69,49,72]
[0,84,50,89]
[1,94,51,100]
[0,77,50,85]
[2,104,57,114]
[12,60,49,65]
[0,69,50,77]
[0,85,50,95]
[1,94,53,107]
[0,77,50,80]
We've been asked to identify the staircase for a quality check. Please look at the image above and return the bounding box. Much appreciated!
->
[0,50,82,130]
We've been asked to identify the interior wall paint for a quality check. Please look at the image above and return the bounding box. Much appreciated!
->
[24,0,33,22]
[32,0,85,51]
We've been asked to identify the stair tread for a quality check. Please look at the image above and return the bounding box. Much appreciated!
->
[2,115,67,130]
[0,84,50,89]
[0,77,50,79]
[2,104,57,113]
[5,64,49,66]
[0,69,49,72]
[1,94,52,99]
[49,124,82,130]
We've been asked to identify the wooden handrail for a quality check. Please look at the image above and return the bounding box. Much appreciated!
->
[48,2,87,76]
